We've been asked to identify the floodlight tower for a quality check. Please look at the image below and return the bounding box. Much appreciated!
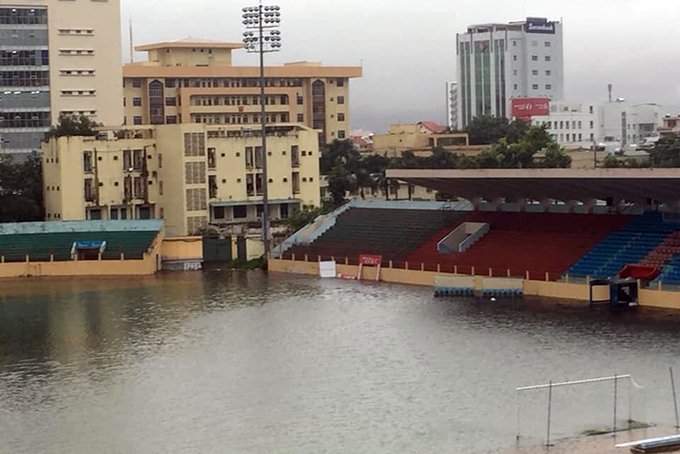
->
[242,2,282,257]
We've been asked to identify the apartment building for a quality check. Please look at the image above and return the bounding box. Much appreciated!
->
[446,81,458,130]
[122,39,362,146]
[42,123,320,237]
[0,0,123,156]
[456,17,564,129]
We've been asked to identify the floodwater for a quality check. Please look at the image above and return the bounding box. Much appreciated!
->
[1,271,680,453]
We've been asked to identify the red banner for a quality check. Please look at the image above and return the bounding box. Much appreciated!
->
[359,254,382,266]
[511,97,550,119]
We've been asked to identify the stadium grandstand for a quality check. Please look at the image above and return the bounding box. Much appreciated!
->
[275,169,680,290]
[0,220,163,277]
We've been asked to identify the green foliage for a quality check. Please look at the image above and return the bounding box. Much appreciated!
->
[542,143,572,168]
[465,115,530,145]
[320,139,360,174]
[283,204,326,232]
[231,256,267,270]
[328,162,356,206]
[45,114,99,140]
[649,135,680,167]
[0,154,44,222]
[601,154,622,168]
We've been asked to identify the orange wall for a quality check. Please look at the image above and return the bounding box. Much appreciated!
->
[161,236,203,261]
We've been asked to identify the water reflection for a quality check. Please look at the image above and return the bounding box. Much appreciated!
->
[0,272,679,453]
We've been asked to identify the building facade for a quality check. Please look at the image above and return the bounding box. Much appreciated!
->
[0,0,123,156]
[532,100,663,148]
[42,123,320,237]
[532,101,602,148]
[122,39,362,147]
[446,81,458,130]
[455,17,564,129]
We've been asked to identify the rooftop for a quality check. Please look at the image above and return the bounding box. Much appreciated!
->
[386,168,680,205]
[136,38,245,51]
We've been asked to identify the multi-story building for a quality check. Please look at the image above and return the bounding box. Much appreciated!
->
[532,100,663,148]
[42,123,320,237]
[532,101,602,148]
[455,17,564,129]
[446,81,458,130]
[0,0,123,156]
[122,39,362,147]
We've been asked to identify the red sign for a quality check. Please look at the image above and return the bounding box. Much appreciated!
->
[359,254,382,266]
[511,97,550,119]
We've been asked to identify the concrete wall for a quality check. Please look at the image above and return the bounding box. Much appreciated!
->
[161,237,203,261]
[0,231,162,278]
[269,258,680,310]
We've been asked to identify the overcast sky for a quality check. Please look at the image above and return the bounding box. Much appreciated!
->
[121,0,680,132]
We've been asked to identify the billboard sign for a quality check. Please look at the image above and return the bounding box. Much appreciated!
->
[526,18,556,34]
[511,97,550,119]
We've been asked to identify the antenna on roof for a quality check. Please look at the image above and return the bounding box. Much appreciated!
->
[608,83,613,103]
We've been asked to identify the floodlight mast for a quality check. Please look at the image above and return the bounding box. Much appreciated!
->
[242,2,282,258]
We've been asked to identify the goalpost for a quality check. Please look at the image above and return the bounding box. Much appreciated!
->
[515,374,646,447]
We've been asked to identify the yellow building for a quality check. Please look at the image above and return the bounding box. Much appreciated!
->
[42,123,320,237]
[372,122,470,158]
[0,0,123,155]
[122,39,362,146]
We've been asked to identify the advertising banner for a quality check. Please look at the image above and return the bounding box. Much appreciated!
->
[511,98,550,119]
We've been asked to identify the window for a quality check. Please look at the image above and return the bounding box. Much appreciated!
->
[291,145,300,167]
[532,84,539,90]
[297,113,304,122]
[280,204,289,219]
[545,56,551,62]
[233,205,247,218]
[132,97,142,106]
[336,78,345,87]
[208,175,217,199]
[545,70,551,76]
[338,130,346,139]
[513,84,518,90]
[83,151,93,173]
[165,78,176,88]
[296,94,304,105]
[246,174,254,196]
[132,79,142,88]
[532,70,538,76]
[545,41,551,47]
[589,105,594,114]
[590,121,594,129]
[513,69,518,76]
[513,55,517,61]
[133,116,142,125]
[338,113,345,122]
[531,40,538,47]
[166,115,177,124]
[207,148,216,169]
[214,206,225,219]
[512,40,517,47]
[337,95,345,105]
[531,55,538,61]
[546,84,552,90]
[165,97,177,106]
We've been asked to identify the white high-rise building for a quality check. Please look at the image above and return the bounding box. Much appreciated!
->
[446,81,458,130]
[0,0,123,156]
[455,17,564,129]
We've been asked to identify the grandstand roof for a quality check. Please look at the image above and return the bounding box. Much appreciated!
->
[386,168,680,203]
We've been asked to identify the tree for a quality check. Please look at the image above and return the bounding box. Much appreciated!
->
[45,114,99,140]
[649,135,680,167]
[465,115,529,145]
[320,139,360,174]
[327,162,355,206]
[601,154,622,168]
[541,143,572,168]
[0,154,44,222]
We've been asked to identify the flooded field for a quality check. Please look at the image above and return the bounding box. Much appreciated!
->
[1,270,680,453]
